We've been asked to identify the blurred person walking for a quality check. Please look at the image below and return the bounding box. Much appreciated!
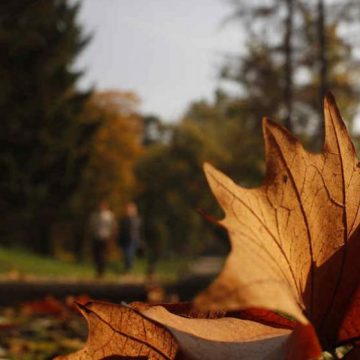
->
[88,200,116,277]
[118,202,142,273]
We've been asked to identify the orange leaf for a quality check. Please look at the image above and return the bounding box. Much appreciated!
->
[21,296,67,317]
[59,300,297,360]
[142,304,293,360]
[55,301,178,360]
[195,93,360,350]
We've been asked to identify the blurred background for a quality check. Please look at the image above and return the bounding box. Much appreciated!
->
[1,0,360,357]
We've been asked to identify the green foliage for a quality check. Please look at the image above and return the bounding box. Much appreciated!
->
[136,115,228,256]
[0,0,95,253]
[184,91,265,185]
[136,92,266,255]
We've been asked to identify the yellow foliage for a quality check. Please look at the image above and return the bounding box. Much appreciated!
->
[81,91,143,216]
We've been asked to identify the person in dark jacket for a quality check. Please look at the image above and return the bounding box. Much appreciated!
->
[118,202,141,272]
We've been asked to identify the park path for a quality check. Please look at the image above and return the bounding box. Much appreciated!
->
[0,256,224,305]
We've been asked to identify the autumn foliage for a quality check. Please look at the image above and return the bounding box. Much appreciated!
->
[58,95,360,359]
[79,91,142,216]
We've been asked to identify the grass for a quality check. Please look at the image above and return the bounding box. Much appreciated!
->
[0,246,192,282]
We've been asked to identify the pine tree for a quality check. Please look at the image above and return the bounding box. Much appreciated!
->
[0,0,95,253]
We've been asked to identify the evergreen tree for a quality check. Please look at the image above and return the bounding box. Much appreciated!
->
[0,0,95,253]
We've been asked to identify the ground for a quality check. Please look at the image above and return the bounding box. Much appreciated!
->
[0,247,223,359]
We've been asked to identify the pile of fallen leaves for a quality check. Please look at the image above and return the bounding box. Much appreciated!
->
[0,296,89,359]
[57,94,360,359]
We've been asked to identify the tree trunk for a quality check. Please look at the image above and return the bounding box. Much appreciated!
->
[317,0,327,140]
[284,0,294,132]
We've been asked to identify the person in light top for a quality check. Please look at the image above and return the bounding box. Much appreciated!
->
[88,200,116,277]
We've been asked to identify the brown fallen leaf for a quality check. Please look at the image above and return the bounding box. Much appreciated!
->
[195,93,360,352]
[55,301,178,360]
[143,304,295,360]
[57,300,298,360]
[21,296,69,319]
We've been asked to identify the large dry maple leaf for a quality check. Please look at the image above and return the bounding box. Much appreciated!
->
[57,94,360,360]
[195,93,360,353]
[57,301,304,360]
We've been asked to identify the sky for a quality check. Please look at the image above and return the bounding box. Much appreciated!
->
[74,0,243,121]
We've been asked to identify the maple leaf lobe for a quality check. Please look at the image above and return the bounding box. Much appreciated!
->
[196,94,360,352]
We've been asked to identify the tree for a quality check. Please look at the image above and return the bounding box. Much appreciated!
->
[224,0,360,140]
[297,0,360,139]
[284,0,295,131]
[69,91,142,260]
[0,0,95,253]
[135,90,269,262]
[136,106,230,260]
[78,91,142,217]
[225,0,299,130]
[184,90,265,185]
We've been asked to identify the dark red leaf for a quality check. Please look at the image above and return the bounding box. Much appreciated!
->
[338,285,360,345]
[286,323,322,360]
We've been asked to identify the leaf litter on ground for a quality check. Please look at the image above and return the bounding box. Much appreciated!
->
[0,296,89,360]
